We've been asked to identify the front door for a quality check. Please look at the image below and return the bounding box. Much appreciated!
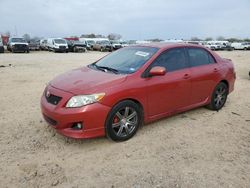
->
[145,48,191,117]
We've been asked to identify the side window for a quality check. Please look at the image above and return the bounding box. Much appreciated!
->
[152,48,188,72]
[187,48,215,67]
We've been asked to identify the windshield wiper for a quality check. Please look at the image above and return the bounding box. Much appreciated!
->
[92,64,119,74]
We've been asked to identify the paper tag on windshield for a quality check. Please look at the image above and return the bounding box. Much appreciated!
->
[135,51,149,57]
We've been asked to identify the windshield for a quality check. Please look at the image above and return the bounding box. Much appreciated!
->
[54,39,66,44]
[100,40,110,45]
[87,40,95,44]
[74,41,85,45]
[12,38,26,43]
[93,46,159,74]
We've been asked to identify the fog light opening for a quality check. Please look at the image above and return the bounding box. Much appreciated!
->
[71,122,83,130]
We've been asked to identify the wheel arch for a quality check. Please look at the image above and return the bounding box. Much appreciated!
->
[113,98,144,115]
[219,79,229,89]
[106,97,145,123]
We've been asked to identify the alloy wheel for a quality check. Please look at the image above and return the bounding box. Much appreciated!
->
[112,107,138,138]
[214,85,227,108]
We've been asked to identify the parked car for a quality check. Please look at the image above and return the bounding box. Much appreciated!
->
[221,43,234,51]
[93,39,112,52]
[205,42,222,50]
[28,40,40,51]
[120,41,129,47]
[0,38,4,53]
[110,40,122,50]
[40,39,48,51]
[41,43,236,141]
[47,38,68,53]
[86,39,95,50]
[66,40,87,52]
[231,42,250,50]
[79,38,96,50]
[7,37,29,53]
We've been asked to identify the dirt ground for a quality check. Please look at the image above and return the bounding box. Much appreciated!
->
[0,50,250,188]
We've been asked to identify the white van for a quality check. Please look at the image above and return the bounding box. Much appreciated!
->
[231,42,250,50]
[205,41,229,50]
[47,38,68,52]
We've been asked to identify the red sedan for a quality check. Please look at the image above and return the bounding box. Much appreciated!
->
[41,43,236,141]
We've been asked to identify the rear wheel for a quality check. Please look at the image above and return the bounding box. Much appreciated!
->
[106,100,142,141]
[207,82,228,111]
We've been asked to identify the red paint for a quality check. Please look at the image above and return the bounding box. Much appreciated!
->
[41,43,235,139]
[64,37,79,41]
[1,35,9,45]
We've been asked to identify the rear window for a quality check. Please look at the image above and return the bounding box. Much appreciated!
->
[187,48,215,67]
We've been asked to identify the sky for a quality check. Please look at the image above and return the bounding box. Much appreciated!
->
[0,0,250,40]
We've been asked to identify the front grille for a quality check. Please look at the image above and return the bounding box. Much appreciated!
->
[46,94,62,105]
[43,114,57,126]
[59,46,66,49]
[14,44,27,49]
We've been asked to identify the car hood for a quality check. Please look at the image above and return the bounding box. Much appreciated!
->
[11,42,28,45]
[50,66,127,94]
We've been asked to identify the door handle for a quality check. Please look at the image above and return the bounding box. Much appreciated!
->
[183,74,191,79]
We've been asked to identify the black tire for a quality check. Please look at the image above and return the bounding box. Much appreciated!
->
[105,100,142,141]
[26,50,30,53]
[207,82,228,111]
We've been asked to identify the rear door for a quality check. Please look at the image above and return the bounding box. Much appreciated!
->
[186,47,221,105]
[145,47,192,117]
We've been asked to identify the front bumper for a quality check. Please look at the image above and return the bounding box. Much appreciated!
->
[40,85,111,139]
[54,46,68,52]
[113,45,122,50]
[12,45,29,52]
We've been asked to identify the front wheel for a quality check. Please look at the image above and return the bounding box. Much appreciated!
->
[106,100,142,141]
[207,82,228,111]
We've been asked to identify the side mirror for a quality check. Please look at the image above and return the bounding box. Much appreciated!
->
[149,66,166,76]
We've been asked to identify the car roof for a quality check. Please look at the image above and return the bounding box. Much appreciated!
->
[135,42,207,50]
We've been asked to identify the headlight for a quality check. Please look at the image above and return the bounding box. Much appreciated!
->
[66,93,105,108]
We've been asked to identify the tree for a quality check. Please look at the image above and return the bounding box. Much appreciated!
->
[227,38,240,43]
[80,33,96,38]
[147,38,163,42]
[190,37,201,41]
[23,33,31,42]
[243,38,250,42]
[205,37,213,41]
[216,36,225,41]
[107,33,122,40]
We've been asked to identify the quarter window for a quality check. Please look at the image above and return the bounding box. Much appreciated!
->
[187,48,215,67]
[152,48,188,72]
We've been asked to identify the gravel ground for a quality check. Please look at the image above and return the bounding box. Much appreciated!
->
[0,50,250,188]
